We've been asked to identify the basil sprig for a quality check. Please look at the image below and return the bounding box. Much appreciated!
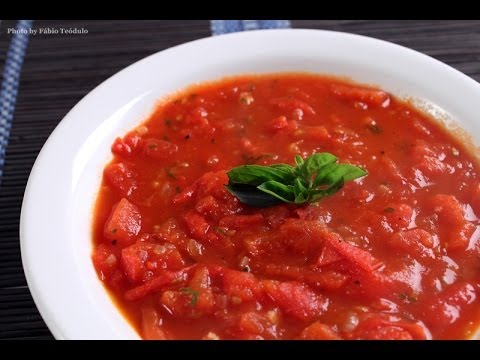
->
[226,153,367,208]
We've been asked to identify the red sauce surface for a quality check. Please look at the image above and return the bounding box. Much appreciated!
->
[92,74,480,340]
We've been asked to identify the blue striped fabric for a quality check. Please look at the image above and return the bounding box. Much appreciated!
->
[0,20,33,185]
[210,20,291,36]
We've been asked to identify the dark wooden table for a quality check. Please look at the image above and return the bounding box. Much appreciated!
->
[0,20,478,340]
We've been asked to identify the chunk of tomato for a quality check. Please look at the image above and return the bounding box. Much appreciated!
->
[111,131,143,157]
[298,322,341,340]
[183,210,211,240]
[324,232,384,273]
[219,214,264,230]
[121,241,185,282]
[141,307,167,340]
[104,198,141,246]
[222,269,262,303]
[420,282,477,329]
[389,229,435,259]
[104,162,137,197]
[330,83,390,107]
[429,194,475,251]
[348,315,429,340]
[263,280,328,322]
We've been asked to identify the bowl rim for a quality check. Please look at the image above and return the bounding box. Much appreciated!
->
[19,28,480,340]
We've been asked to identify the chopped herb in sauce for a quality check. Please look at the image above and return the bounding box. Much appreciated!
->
[179,287,199,307]
[366,123,383,134]
[399,292,418,303]
[243,153,279,164]
[166,168,176,179]
[213,227,235,237]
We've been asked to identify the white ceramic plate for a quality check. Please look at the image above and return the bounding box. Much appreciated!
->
[20,29,480,340]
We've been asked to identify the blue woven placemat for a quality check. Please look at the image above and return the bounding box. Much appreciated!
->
[210,20,290,36]
[0,20,33,186]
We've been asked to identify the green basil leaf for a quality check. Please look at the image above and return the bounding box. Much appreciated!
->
[294,155,304,167]
[337,164,368,181]
[295,192,308,203]
[320,163,367,185]
[226,183,283,208]
[310,177,345,202]
[293,177,309,203]
[228,164,295,186]
[257,180,296,203]
[313,162,367,187]
[269,164,297,180]
[226,152,367,208]
[312,162,338,187]
[303,153,338,177]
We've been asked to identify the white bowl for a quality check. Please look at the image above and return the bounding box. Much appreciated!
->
[20,29,480,340]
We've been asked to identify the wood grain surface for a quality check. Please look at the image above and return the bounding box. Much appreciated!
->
[0,19,478,339]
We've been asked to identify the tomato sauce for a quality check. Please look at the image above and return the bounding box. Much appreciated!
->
[92,74,480,340]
